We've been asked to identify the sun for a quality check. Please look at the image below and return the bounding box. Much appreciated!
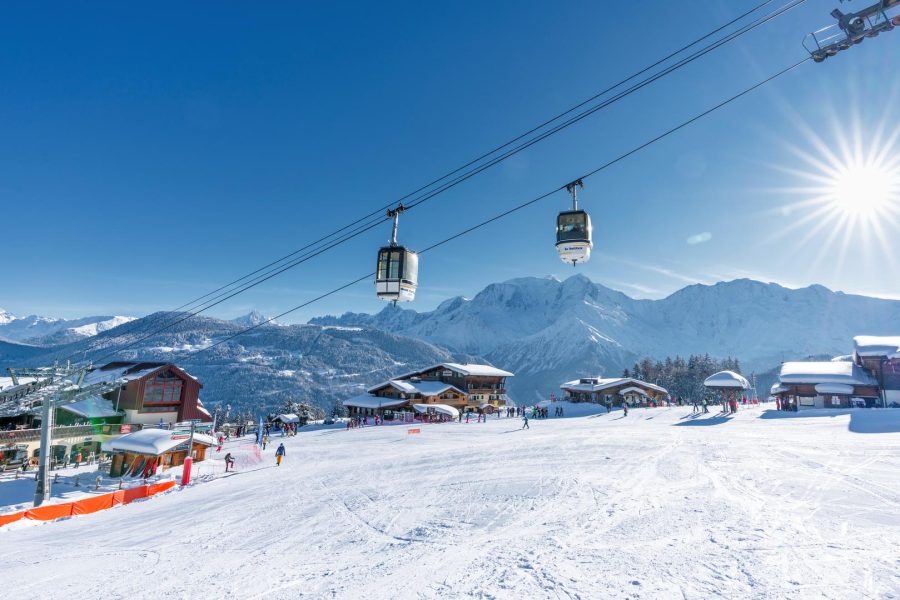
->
[828,162,898,219]
[759,106,900,282]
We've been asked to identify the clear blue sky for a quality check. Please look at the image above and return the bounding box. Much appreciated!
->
[2,1,898,322]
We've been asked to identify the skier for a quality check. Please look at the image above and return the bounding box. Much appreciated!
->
[262,434,269,450]
[692,399,699,413]
[224,452,235,472]
[623,403,629,417]
[605,399,612,413]
[522,415,530,429]
[275,443,286,466]
[702,398,709,414]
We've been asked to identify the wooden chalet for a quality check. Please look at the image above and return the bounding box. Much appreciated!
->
[775,361,880,409]
[853,336,900,407]
[82,362,213,426]
[343,362,513,418]
[103,428,216,478]
[559,377,668,406]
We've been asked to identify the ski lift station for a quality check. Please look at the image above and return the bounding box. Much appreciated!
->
[0,362,212,472]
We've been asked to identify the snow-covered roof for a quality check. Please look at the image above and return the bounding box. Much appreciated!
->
[275,413,300,423]
[815,383,855,395]
[342,395,407,409]
[59,396,122,419]
[779,361,877,386]
[703,371,750,390]
[101,429,216,455]
[560,377,668,394]
[770,383,789,394]
[367,379,466,397]
[386,380,417,394]
[81,364,161,387]
[853,335,900,359]
[618,386,649,396]
[412,403,460,419]
[438,363,514,378]
[0,376,37,391]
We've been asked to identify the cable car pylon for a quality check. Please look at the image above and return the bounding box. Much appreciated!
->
[556,179,593,266]
[375,204,419,304]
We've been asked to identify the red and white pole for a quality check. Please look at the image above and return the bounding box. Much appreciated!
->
[181,421,196,486]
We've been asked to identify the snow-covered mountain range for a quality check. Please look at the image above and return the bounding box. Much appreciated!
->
[0,312,472,415]
[0,310,136,346]
[311,275,900,400]
[3,275,898,410]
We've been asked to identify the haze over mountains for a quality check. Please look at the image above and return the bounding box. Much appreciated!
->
[2,276,898,409]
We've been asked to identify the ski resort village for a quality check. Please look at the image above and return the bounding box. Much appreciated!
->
[4,1,900,599]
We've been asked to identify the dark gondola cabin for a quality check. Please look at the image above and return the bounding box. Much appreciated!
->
[375,246,418,302]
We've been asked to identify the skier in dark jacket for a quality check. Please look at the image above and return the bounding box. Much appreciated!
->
[522,415,529,429]
[224,452,235,472]
[623,403,629,417]
[275,443,286,466]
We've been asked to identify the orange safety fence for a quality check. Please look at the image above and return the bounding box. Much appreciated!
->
[0,479,176,528]
[25,503,74,521]
[71,493,115,516]
[122,485,148,503]
[0,511,23,527]
[147,480,175,495]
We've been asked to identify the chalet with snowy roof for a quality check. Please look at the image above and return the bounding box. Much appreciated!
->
[775,361,879,409]
[343,362,513,418]
[83,362,212,426]
[560,377,668,406]
[853,336,900,407]
[102,427,217,478]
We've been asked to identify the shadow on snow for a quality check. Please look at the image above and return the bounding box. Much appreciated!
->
[758,408,900,434]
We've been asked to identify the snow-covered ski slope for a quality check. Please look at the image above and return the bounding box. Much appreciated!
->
[4,404,900,599]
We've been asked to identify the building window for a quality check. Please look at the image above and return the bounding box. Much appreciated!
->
[144,370,183,406]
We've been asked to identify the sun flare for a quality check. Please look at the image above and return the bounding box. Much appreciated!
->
[762,109,900,282]
[828,163,898,218]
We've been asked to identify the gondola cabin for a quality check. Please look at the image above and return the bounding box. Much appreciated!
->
[375,246,418,302]
[556,209,592,265]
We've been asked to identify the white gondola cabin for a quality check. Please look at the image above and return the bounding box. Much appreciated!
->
[375,205,418,303]
[556,180,592,265]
